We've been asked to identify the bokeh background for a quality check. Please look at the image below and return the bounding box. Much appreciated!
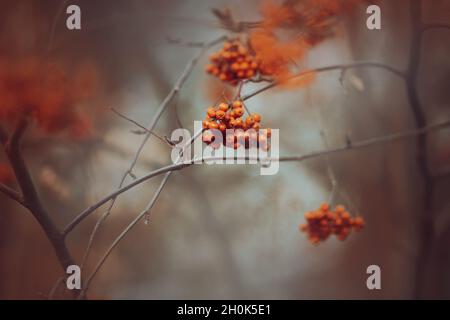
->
[0,0,450,299]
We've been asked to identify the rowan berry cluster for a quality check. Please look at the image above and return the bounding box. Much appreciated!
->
[202,100,271,150]
[299,203,364,244]
[205,39,260,85]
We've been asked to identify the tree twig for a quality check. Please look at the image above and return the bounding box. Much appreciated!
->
[241,62,406,101]
[1,118,76,274]
[0,182,25,206]
[69,36,226,281]
[76,119,450,296]
[64,120,450,237]
[110,107,171,146]
[78,172,172,298]
[409,0,434,299]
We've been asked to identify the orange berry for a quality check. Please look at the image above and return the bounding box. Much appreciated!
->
[207,107,216,118]
[202,119,210,129]
[234,108,244,117]
[305,211,314,220]
[240,62,249,70]
[222,51,231,59]
[320,202,330,212]
[252,122,261,130]
[212,67,220,76]
[209,53,219,61]
[316,210,325,219]
[219,123,226,132]
[335,205,346,214]
[341,211,350,220]
[232,100,243,109]
[252,113,261,122]
[238,46,247,55]
[218,103,229,111]
[309,236,320,244]
[216,110,225,119]
[208,122,219,130]
[246,69,255,78]
[234,118,244,128]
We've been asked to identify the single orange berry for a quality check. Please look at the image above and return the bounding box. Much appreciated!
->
[341,211,350,220]
[218,102,229,111]
[240,62,249,70]
[222,51,231,59]
[320,202,330,212]
[207,108,216,118]
[232,100,243,109]
[238,46,247,55]
[252,113,261,122]
[219,123,227,132]
[234,108,244,117]
[202,119,210,129]
[234,118,244,128]
[208,122,219,130]
[216,110,225,119]
[335,205,346,214]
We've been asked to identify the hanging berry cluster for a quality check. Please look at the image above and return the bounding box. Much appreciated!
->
[202,100,271,150]
[205,39,260,85]
[299,203,364,244]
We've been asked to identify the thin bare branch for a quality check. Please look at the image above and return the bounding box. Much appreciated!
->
[110,107,170,146]
[241,62,406,101]
[2,118,75,273]
[64,35,225,237]
[78,172,172,298]
[64,120,450,238]
[0,182,25,206]
[69,36,226,277]
[78,119,450,295]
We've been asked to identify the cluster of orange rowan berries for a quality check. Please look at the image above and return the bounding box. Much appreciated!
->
[202,100,271,150]
[205,39,259,85]
[299,203,365,244]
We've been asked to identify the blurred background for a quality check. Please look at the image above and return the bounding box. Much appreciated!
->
[0,0,450,299]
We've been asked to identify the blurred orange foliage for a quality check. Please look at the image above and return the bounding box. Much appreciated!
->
[249,0,363,84]
[0,57,98,138]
